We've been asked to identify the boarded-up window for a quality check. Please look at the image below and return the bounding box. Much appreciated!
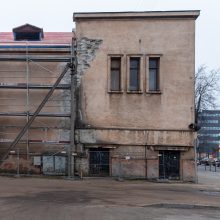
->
[129,57,140,91]
[110,57,121,91]
[149,58,159,91]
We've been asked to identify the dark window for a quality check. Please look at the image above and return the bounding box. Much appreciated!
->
[14,32,41,41]
[149,58,159,91]
[110,57,121,91]
[129,57,140,91]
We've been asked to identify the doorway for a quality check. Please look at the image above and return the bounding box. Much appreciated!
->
[89,148,110,176]
[159,150,180,180]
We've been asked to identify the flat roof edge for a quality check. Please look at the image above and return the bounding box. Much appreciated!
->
[73,10,200,21]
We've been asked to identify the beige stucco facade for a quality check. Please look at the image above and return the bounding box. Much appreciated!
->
[74,11,200,181]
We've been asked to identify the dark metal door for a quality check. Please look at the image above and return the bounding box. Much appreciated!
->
[89,148,109,176]
[159,150,180,180]
[42,156,66,175]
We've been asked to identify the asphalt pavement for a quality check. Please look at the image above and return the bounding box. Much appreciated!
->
[0,166,219,220]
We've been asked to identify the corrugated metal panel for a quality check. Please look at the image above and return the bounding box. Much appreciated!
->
[42,156,54,174]
[42,155,66,175]
[55,156,66,174]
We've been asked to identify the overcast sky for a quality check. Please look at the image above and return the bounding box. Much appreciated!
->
[0,0,219,71]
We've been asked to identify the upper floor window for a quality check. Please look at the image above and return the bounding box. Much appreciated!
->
[110,57,121,91]
[129,57,140,91]
[13,24,44,41]
[108,54,161,94]
[149,57,160,91]
[15,32,41,41]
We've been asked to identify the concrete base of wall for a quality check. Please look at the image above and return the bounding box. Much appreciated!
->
[0,144,196,182]
[0,155,41,174]
[74,145,196,182]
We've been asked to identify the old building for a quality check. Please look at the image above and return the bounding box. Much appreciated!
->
[0,11,200,182]
[0,24,73,174]
[73,11,200,181]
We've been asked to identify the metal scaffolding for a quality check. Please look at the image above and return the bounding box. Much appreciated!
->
[0,55,71,62]
[0,112,70,117]
[0,84,70,89]
[0,39,76,176]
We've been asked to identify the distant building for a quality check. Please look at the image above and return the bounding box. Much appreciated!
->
[198,110,220,158]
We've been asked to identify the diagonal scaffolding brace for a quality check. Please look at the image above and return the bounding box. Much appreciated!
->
[1,63,72,161]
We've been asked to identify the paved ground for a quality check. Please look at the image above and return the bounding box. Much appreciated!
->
[198,164,220,185]
[0,167,220,219]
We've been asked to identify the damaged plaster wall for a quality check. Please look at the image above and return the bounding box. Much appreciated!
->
[56,63,71,129]
[74,37,103,129]
[76,37,103,86]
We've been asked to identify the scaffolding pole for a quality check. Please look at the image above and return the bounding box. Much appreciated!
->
[0,55,71,62]
[0,84,70,89]
[0,112,70,117]
[26,42,30,167]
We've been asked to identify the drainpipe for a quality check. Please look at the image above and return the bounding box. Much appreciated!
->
[68,35,77,178]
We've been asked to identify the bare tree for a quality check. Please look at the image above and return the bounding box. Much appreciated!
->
[195,65,220,122]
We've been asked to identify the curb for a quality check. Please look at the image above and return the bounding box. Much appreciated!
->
[144,203,220,210]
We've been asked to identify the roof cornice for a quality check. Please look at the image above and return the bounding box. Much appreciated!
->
[73,10,200,21]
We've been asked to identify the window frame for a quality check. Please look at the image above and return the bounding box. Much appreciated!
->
[108,55,124,93]
[146,55,162,94]
[127,55,143,93]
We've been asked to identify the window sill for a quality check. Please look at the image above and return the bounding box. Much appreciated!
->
[127,90,143,94]
[146,91,162,94]
[108,91,123,94]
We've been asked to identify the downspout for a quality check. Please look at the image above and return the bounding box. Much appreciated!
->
[68,34,77,177]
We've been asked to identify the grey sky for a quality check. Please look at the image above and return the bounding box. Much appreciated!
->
[0,0,219,71]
